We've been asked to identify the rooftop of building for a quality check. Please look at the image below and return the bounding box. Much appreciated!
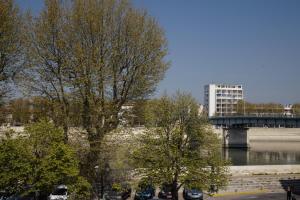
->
[205,84,243,89]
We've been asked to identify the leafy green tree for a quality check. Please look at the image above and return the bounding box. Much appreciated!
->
[36,144,83,196]
[237,100,284,115]
[131,100,149,126]
[25,121,91,197]
[8,98,31,125]
[131,93,229,200]
[292,104,300,115]
[0,121,91,198]
[0,137,33,195]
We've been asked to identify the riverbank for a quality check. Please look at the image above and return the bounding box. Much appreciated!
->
[249,128,300,142]
[214,127,300,142]
[230,165,300,176]
[221,173,300,194]
[218,165,300,195]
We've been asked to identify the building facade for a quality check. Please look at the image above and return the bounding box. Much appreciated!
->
[204,84,243,117]
[284,104,293,116]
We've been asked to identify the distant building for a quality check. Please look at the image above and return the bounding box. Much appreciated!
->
[284,104,293,116]
[204,84,243,117]
[118,103,135,125]
[198,104,204,116]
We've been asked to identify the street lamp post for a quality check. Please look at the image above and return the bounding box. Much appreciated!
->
[100,163,111,199]
[94,165,100,200]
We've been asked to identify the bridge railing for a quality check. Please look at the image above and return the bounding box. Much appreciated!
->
[211,113,300,118]
[209,114,300,128]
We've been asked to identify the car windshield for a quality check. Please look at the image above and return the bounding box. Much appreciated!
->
[191,189,201,193]
[162,185,172,192]
[52,188,67,195]
[139,185,152,190]
[107,191,122,197]
[137,188,152,193]
[0,192,9,198]
[0,193,6,197]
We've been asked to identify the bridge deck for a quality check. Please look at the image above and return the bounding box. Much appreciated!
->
[209,116,300,128]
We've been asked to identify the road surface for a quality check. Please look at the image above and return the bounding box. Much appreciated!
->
[208,192,299,200]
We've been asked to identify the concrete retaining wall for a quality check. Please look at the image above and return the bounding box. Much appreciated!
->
[213,127,300,142]
[248,128,300,142]
[224,165,300,193]
[230,165,300,176]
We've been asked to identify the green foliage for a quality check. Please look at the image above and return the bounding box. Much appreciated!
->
[131,100,148,126]
[137,177,154,189]
[131,92,229,199]
[237,100,284,115]
[25,120,65,158]
[292,104,300,115]
[112,183,122,192]
[36,144,79,193]
[68,176,92,200]
[21,0,169,166]
[0,138,33,194]
[0,120,91,197]
[9,98,31,125]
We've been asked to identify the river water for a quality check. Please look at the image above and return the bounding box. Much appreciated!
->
[222,142,300,166]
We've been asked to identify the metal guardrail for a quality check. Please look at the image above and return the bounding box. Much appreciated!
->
[209,115,300,128]
[210,114,300,119]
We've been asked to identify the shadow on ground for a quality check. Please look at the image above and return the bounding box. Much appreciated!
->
[280,178,300,195]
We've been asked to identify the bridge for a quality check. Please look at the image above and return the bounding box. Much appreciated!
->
[209,115,300,148]
[210,115,300,128]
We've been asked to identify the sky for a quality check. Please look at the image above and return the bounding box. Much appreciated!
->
[16,0,300,104]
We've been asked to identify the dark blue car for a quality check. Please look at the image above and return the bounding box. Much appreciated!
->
[158,184,172,199]
[134,186,155,200]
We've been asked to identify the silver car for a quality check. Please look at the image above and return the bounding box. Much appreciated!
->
[48,185,68,200]
[183,188,203,200]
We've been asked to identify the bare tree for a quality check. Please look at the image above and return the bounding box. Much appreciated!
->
[0,0,23,101]
[21,0,72,142]
[21,0,168,180]
[66,0,168,170]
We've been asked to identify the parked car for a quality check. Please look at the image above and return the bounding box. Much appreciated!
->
[0,191,19,200]
[0,191,8,200]
[48,185,68,200]
[0,191,35,200]
[158,184,172,199]
[183,187,203,200]
[134,184,155,200]
[120,183,131,200]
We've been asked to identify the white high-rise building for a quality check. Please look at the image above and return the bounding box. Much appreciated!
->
[204,84,243,117]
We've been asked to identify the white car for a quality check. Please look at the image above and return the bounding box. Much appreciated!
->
[48,185,68,200]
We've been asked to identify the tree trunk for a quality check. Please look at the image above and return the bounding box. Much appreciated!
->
[172,181,179,200]
[63,123,68,144]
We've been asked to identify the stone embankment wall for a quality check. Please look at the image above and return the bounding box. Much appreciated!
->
[4,126,300,142]
[2,126,300,193]
[0,126,24,139]
[248,128,300,142]
[230,165,300,176]
[222,165,300,193]
[213,127,300,142]
[224,174,300,193]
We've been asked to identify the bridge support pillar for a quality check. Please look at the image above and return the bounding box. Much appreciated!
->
[223,127,250,148]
